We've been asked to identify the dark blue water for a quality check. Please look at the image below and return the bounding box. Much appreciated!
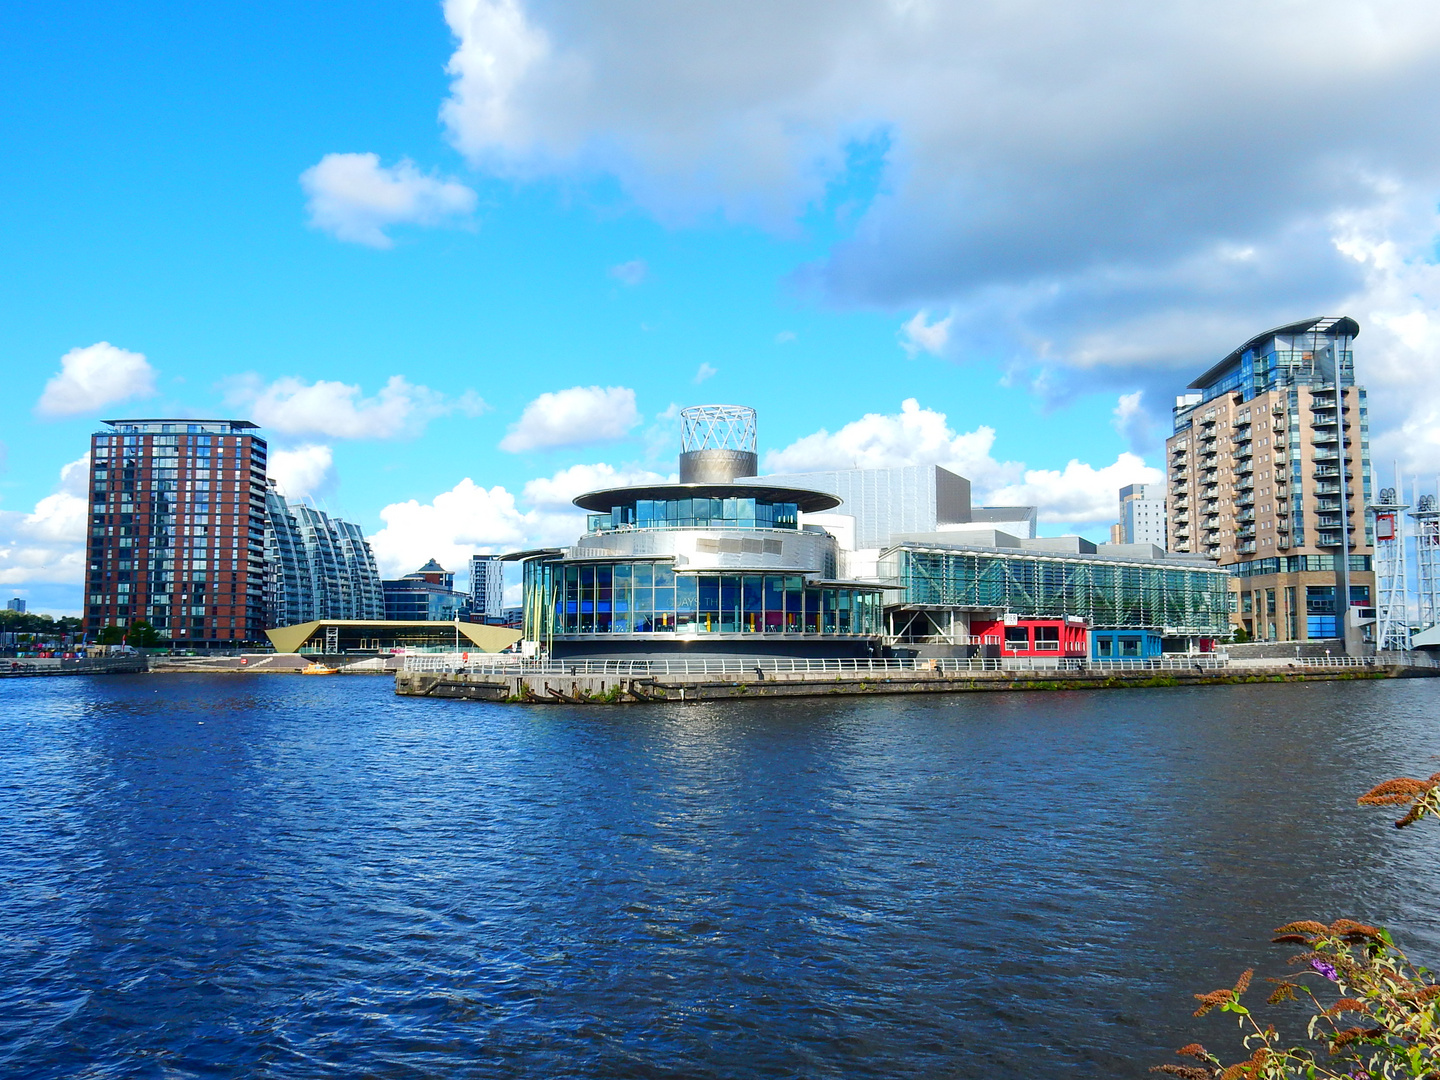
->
[2,676,1438,1078]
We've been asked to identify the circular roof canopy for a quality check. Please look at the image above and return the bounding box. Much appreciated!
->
[573,482,841,513]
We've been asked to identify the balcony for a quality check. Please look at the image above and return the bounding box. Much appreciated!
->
[1313,431,1339,446]
[1237,542,1257,554]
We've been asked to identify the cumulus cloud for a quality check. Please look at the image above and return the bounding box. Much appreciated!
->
[766,399,1162,528]
[987,454,1163,524]
[36,343,157,418]
[369,459,669,577]
[609,258,648,285]
[369,480,532,579]
[899,310,952,357]
[1111,391,1159,453]
[227,374,480,440]
[693,362,717,384]
[499,385,641,452]
[0,454,90,610]
[268,445,336,498]
[432,0,1440,470]
[765,398,1022,490]
[301,152,477,248]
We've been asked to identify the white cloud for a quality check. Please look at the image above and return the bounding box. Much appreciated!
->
[1329,199,1440,478]
[268,445,336,498]
[228,374,479,440]
[775,330,797,344]
[766,399,1161,527]
[899,310,952,357]
[609,258,648,285]
[369,479,532,579]
[301,152,477,248]
[0,454,90,604]
[693,362,717,384]
[765,398,1022,490]
[1111,390,1158,452]
[521,461,668,509]
[370,459,672,579]
[499,385,641,452]
[430,1,1440,470]
[36,343,157,418]
[986,454,1163,524]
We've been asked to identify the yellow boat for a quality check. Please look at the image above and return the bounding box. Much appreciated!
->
[301,661,340,675]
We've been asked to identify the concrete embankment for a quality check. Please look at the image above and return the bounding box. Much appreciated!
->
[1,656,149,677]
[394,661,1437,704]
[147,654,400,674]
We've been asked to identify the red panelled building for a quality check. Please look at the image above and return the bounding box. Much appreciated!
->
[968,615,1089,658]
[85,420,267,646]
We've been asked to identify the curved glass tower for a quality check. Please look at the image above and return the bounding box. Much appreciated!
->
[517,408,888,659]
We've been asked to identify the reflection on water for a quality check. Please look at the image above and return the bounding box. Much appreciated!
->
[1,675,1437,1078]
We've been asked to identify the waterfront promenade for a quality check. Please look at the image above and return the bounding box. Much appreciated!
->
[395,652,1440,704]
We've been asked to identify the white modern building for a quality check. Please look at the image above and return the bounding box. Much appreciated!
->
[469,555,505,620]
[1116,483,1167,546]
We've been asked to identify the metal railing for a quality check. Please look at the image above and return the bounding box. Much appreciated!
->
[401,654,1239,677]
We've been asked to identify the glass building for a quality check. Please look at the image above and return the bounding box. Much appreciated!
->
[263,483,384,627]
[879,544,1232,642]
[1166,316,1375,648]
[516,406,889,659]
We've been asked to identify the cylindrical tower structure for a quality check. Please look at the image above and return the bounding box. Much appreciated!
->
[678,405,758,483]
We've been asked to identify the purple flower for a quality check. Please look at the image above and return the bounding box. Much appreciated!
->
[1312,960,1339,980]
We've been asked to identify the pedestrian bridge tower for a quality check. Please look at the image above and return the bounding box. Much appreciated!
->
[1370,477,1410,652]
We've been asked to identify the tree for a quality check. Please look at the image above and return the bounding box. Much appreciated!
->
[126,620,161,648]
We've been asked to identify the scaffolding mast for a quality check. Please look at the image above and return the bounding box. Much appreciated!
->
[1412,479,1440,635]
[1370,466,1410,652]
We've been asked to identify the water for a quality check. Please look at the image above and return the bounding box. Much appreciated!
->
[1,675,1438,1078]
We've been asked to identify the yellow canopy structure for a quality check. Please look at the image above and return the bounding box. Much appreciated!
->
[265,620,522,655]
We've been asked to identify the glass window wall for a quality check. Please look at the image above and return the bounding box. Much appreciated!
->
[586,497,800,533]
[538,560,882,636]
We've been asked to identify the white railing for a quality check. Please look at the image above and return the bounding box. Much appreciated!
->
[401,654,1238,677]
[399,650,1436,678]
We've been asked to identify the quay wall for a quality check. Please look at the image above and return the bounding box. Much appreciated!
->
[394,661,1437,705]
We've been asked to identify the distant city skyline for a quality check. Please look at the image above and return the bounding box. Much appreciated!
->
[8,4,1440,616]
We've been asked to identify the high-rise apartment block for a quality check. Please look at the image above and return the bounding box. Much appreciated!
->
[1116,483,1167,546]
[469,555,505,621]
[86,420,267,644]
[1166,318,1374,647]
[263,483,384,626]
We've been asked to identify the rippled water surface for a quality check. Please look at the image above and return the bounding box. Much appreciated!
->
[2,674,1438,1078]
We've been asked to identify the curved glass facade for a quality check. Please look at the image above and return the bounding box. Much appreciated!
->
[525,559,883,639]
[587,497,799,533]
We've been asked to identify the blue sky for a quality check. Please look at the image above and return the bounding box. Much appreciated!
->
[7,1,1440,614]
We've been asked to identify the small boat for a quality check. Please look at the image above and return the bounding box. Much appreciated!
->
[301,661,340,675]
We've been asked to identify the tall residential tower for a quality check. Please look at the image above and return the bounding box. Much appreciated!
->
[86,419,268,645]
[1165,318,1374,648]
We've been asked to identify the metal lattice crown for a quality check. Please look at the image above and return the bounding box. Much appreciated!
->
[680,405,757,454]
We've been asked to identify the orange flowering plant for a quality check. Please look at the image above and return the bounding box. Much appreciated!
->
[1154,772,1440,1080]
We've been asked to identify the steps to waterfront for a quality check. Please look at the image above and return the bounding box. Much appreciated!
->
[394,655,1440,705]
